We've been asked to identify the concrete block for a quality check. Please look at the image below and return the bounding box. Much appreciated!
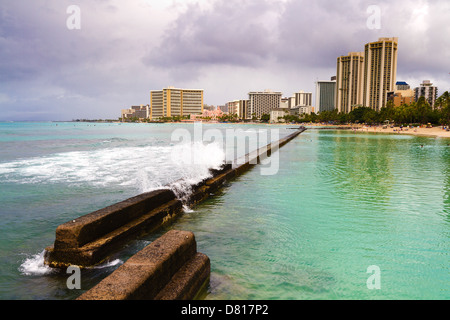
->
[44,189,183,268]
[77,230,209,300]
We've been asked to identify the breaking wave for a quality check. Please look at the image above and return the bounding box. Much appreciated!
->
[19,251,54,276]
[19,250,124,276]
[12,140,225,276]
[0,141,226,196]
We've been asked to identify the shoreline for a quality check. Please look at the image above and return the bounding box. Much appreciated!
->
[11,120,450,139]
[300,123,450,139]
[344,125,450,139]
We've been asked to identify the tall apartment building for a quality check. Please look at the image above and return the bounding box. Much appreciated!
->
[335,37,399,113]
[414,80,438,109]
[295,91,313,107]
[226,100,240,116]
[248,90,282,119]
[239,99,250,120]
[150,87,203,119]
[335,52,365,114]
[363,37,398,111]
[315,78,336,113]
[121,105,150,120]
[225,99,250,119]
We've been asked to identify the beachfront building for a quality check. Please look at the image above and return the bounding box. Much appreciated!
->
[394,81,415,99]
[295,91,313,107]
[289,105,314,117]
[281,97,290,109]
[121,105,150,120]
[386,81,415,107]
[387,92,415,107]
[239,99,250,120]
[315,79,336,113]
[335,37,399,113]
[150,87,203,120]
[362,37,398,111]
[190,108,225,122]
[270,108,289,123]
[414,80,438,109]
[225,99,250,120]
[226,100,240,117]
[248,90,282,119]
[335,52,365,114]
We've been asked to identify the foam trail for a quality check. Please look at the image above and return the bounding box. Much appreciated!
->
[89,259,123,269]
[183,205,195,213]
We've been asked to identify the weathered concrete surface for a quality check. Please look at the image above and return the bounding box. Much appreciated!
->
[44,127,306,269]
[77,230,210,300]
[44,189,183,268]
[155,252,210,300]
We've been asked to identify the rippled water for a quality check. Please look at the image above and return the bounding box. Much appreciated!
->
[162,129,449,300]
[0,123,448,300]
[0,121,291,299]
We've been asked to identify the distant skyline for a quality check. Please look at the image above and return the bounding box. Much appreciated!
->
[1,0,449,121]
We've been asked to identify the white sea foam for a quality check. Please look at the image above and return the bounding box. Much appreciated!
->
[183,205,195,213]
[0,141,226,196]
[13,141,224,277]
[89,259,123,269]
[19,251,123,275]
[19,251,54,276]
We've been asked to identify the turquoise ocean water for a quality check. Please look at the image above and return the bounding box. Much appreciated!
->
[0,122,448,300]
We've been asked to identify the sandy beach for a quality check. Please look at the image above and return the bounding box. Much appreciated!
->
[303,123,450,139]
[350,125,450,139]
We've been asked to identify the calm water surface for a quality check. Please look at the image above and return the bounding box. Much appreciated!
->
[0,123,448,300]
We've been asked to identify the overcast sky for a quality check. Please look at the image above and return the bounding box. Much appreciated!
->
[0,0,449,121]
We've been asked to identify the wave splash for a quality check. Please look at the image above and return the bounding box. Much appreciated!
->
[19,251,54,276]
[0,141,226,196]
[15,141,225,276]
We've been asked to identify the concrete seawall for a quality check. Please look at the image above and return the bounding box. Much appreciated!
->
[44,126,306,269]
[77,230,210,300]
[44,189,183,268]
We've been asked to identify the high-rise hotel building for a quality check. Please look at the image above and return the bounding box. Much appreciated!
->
[335,52,365,114]
[294,91,313,107]
[315,78,336,113]
[249,90,282,119]
[414,80,438,109]
[150,87,203,119]
[363,37,398,111]
[335,37,398,113]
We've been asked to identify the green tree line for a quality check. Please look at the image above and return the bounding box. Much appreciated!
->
[286,92,450,125]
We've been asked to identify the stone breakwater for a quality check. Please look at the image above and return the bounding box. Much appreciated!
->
[43,127,305,299]
[77,230,210,300]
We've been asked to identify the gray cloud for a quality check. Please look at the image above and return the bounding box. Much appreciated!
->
[0,1,172,120]
[0,0,449,121]
[144,0,282,69]
[145,0,450,99]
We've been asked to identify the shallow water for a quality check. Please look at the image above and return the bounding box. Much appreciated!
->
[159,130,449,300]
[0,123,448,299]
